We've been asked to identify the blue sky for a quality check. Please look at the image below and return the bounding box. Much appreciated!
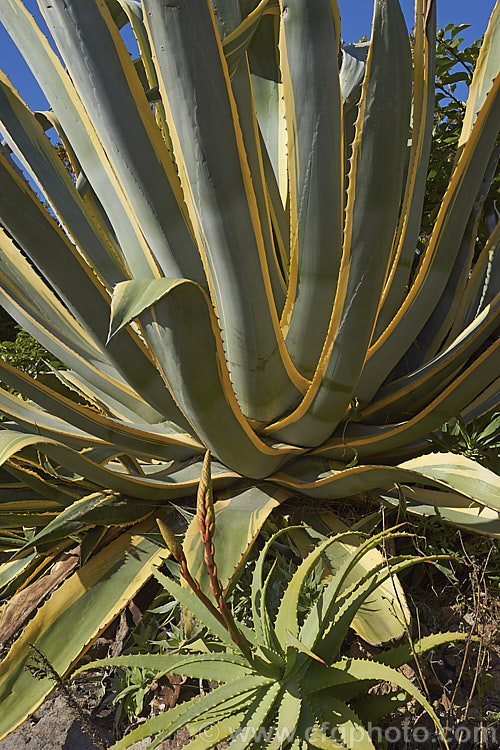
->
[339,0,494,44]
[0,0,496,112]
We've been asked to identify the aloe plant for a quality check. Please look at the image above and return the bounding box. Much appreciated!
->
[0,0,499,738]
[75,468,476,750]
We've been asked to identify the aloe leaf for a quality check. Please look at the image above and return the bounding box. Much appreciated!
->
[299,532,412,650]
[305,658,447,747]
[177,713,247,750]
[294,700,344,749]
[76,652,253,683]
[313,556,435,660]
[225,682,282,749]
[263,679,302,749]
[378,631,479,669]
[350,691,409,724]
[107,676,270,750]
[152,569,235,648]
[294,521,411,646]
[251,527,293,652]
[185,679,268,743]
[274,531,360,646]
[311,691,376,750]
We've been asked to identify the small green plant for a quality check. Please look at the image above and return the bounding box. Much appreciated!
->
[430,411,500,474]
[108,664,157,728]
[0,326,62,392]
[77,453,476,750]
[103,600,187,728]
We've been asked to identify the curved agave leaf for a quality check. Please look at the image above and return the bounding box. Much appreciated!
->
[379,486,500,537]
[143,0,306,422]
[0,431,238,501]
[279,0,343,379]
[223,1,279,78]
[270,451,500,511]
[0,517,171,740]
[0,360,202,462]
[359,71,500,402]
[458,0,500,153]
[109,278,305,476]
[265,0,413,446]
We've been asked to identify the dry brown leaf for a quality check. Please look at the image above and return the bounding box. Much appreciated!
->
[151,674,187,712]
[0,548,79,645]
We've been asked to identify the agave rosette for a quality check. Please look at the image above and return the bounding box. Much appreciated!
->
[0,0,498,737]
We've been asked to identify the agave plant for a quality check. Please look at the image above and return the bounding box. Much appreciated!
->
[76,468,476,750]
[0,0,498,738]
